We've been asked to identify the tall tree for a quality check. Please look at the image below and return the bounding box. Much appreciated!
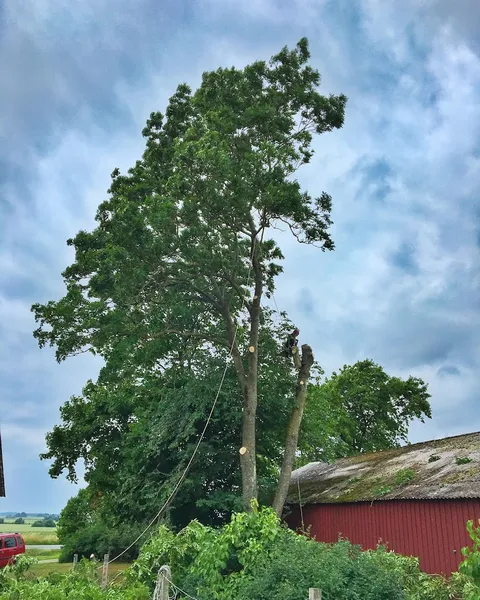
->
[32,38,346,513]
[299,359,432,463]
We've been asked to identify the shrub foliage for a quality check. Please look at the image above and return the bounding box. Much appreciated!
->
[130,505,471,600]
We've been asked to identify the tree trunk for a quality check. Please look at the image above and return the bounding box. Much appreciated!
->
[272,344,314,517]
[219,299,257,511]
[240,264,262,510]
[239,223,263,510]
[241,384,258,510]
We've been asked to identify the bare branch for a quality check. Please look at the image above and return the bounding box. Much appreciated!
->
[220,269,251,312]
[276,216,323,248]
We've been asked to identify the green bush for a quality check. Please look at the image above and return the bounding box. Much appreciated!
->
[15,518,25,525]
[59,521,142,563]
[31,519,56,527]
[130,504,469,600]
[43,519,57,528]
[234,537,405,600]
[0,510,475,599]
[0,555,149,599]
[366,546,471,600]
[460,519,480,599]
[0,518,4,524]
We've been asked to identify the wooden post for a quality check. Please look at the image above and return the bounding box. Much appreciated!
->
[101,554,109,589]
[154,565,171,600]
[309,589,322,600]
[72,554,78,570]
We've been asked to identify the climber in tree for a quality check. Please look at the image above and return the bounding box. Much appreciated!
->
[281,327,301,369]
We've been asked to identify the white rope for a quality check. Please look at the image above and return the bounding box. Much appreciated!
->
[106,232,260,567]
[164,574,202,600]
[297,477,305,532]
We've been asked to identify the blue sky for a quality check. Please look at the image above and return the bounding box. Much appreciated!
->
[1,0,479,513]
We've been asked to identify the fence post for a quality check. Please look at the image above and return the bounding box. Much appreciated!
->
[72,554,78,570]
[309,589,322,600]
[101,554,109,589]
[154,565,172,600]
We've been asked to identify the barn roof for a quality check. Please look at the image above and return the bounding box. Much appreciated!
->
[287,431,480,505]
[0,433,5,497]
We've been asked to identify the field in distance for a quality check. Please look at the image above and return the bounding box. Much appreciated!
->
[0,518,58,544]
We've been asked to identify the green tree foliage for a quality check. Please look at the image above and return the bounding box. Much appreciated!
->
[51,313,306,537]
[57,488,143,562]
[14,518,24,525]
[129,505,467,600]
[300,359,431,462]
[31,519,56,528]
[49,354,430,558]
[59,521,143,563]
[460,519,480,598]
[0,556,149,599]
[31,38,346,512]
[57,489,94,541]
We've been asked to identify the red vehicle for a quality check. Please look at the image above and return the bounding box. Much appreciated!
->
[0,533,25,567]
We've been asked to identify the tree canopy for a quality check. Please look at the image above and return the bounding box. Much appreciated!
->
[44,312,303,529]
[300,359,432,463]
[32,37,347,514]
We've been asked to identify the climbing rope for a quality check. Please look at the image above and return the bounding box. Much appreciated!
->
[163,573,202,600]
[106,231,261,568]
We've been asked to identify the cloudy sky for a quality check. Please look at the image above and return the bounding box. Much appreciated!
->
[1,0,479,513]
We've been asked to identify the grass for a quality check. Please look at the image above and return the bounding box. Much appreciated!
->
[0,518,59,544]
[27,561,130,584]
[22,532,59,544]
[25,548,61,561]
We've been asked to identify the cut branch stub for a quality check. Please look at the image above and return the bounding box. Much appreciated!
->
[248,346,255,353]
[300,344,314,370]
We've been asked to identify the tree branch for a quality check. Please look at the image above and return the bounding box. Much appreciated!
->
[220,269,251,314]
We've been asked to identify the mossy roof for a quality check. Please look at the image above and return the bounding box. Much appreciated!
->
[286,431,480,505]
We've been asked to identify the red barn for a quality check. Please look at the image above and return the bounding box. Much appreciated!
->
[285,432,480,575]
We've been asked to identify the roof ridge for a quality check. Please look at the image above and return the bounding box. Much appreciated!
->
[401,430,480,449]
[344,430,480,462]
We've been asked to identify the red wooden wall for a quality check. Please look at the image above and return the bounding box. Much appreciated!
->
[287,499,480,575]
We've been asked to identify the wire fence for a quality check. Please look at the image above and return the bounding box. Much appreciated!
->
[152,565,323,600]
